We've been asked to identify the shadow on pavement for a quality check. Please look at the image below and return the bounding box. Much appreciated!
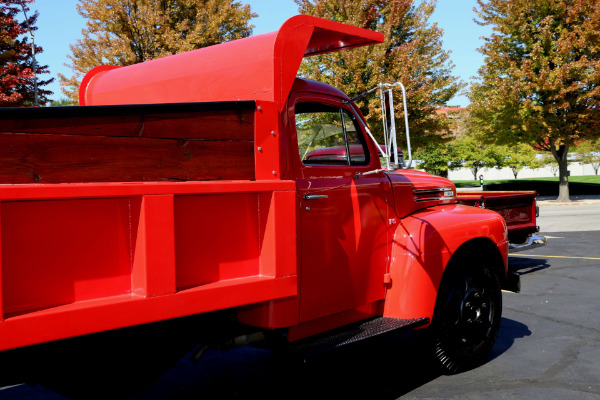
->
[489,317,532,363]
[0,316,532,400]
[138,331,441,400]
[137,318,532,400]
[509,256,551,275]
[0,316,532,399]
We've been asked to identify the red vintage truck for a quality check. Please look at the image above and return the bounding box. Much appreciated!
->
[0,15,542,378]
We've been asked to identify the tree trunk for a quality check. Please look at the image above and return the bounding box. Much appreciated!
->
[551,143,570,202]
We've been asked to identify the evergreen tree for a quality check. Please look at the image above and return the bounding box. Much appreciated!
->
[0,0,52,106]
[59,0,257,102]
[295,0,464,148]
[468,0,600,201]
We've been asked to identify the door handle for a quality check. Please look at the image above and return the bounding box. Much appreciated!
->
[303,194,329,200]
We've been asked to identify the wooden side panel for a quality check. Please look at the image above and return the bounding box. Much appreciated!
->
[0,132,254,183]
[0,102,257,183]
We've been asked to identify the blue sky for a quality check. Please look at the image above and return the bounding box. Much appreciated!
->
[32,0,490,106]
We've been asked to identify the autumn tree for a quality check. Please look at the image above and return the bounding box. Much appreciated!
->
[0,0,52,106]
[467,0,600,201]
[59,0,256,102]
[295,0,464,150]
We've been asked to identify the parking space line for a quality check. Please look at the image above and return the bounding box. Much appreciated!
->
[510,254,600,260]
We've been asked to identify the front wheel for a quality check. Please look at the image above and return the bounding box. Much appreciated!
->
[421,263,502,374]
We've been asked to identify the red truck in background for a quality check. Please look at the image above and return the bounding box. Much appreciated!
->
[0,15,544,380]
[457,191,545,253]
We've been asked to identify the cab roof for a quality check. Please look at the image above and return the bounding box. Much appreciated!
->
[79,15,384,109]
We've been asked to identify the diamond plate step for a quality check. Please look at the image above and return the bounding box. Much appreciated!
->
[290,317,429,357]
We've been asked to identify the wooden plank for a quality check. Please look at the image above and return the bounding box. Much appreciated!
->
[0,102,255,141]
[0,132,254,183]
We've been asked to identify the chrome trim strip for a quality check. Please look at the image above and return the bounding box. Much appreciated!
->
[413,187,453,195]
[508,235,547,253]
[415,197,452,203]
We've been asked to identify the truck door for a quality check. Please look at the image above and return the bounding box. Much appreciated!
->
[290,95,390,323]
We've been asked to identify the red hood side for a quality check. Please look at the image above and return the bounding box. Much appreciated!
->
[386,170,457,218]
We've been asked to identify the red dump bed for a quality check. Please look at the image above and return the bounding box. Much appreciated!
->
[0,101,296,351]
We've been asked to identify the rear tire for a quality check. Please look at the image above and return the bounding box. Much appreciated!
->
[422,262,502,374]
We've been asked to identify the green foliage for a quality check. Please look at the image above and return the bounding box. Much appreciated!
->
[448,135,506,180]
[502,143,543,178]
[414,143,452,177]
[467,0,600,200]
[538,152,560,176]
[572,138,600,174]
[295,0,465,149]
[48,98,76,106]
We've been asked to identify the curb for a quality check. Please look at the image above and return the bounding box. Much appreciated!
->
[537,196,600,207]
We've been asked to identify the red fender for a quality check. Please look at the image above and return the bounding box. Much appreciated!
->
[383,204,508,321]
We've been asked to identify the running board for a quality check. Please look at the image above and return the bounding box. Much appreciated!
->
[289,317,429,358]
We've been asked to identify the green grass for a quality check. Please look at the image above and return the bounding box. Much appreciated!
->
[452,175,600,188]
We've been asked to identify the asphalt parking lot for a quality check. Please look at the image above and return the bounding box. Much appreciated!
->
[2,201,600,399]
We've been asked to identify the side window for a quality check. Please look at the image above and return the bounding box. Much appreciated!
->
[295,102,369,166]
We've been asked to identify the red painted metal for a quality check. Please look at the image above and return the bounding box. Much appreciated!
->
[386,169,457,219]
[79,15,384,108]
[0,180,297,351]
[383,204,508,321]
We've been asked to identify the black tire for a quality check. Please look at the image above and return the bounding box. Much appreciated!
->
[421,262,502,374]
